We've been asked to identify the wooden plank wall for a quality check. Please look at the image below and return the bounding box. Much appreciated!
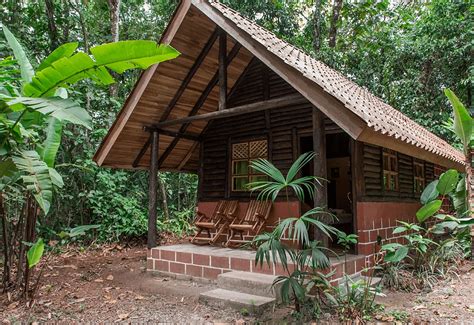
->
[361,143,438,201]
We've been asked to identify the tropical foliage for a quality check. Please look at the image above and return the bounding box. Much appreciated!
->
[0,25,179,299]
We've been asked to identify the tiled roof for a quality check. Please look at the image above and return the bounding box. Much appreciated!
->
[209,1,465,165]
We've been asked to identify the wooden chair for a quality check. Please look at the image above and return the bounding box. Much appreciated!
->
[225,200,272,247]
[191,200,239,245]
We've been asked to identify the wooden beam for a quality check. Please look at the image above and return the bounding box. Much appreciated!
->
[147,131,159,249]
[151,94,305,129]
[218,28,227,111]
[177,141,200,170]
[160,28,219,122]
[132,128,200,168]
[313,108,328,246]
[157,42,242,168]
[144,127,201,141]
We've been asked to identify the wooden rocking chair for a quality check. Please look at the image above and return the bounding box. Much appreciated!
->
[225,200,272,247]
[191,200,238,245]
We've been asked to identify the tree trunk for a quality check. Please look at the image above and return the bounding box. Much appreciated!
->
[328,0,343,48]
[45,0,59,51]
[1,193,10,291]
[312,0,322,52]
[158,173,170,221]
[108,0,121,97]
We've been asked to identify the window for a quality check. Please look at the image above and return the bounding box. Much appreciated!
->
[383,150,398,191]
[231,140,268,191]
[414,161,425,193]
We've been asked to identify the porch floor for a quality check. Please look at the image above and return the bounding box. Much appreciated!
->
[147,244,367,283]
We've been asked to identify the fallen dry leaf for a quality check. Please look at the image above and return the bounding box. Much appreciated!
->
[117,313,129,320]
[106,275,114,281]
[94,279,104,283]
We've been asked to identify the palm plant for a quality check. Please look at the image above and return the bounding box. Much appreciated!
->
[248,151,341,314]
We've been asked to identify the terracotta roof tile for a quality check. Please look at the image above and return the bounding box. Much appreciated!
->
[209,0,464,165]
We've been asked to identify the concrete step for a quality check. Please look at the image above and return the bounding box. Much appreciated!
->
[199,288,276,315]
[217,271,279,299]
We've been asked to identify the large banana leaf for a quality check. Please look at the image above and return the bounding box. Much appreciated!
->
[37,117,63,167]
[23,41,180,97]
[444,88,472,153]
[38,42,78,72]
[7,97,91,128]
[2,25,34,83]
[12,150,53,214]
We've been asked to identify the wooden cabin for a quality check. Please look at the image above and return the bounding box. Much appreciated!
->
[94,1,465,280]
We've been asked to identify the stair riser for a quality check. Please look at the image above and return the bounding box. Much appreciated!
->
[217,277,282,301]
[199,295,274,315]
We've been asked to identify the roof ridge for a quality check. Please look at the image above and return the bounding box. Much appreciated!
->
[208,0,464,164]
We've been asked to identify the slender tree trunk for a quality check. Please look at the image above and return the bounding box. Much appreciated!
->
[62,0,70,42]
[158,173,170,220]
[108,0,121,97]
[312,0,322,52]
[328,0,343,48]
[45,0,59,51]
[1,193,11,291]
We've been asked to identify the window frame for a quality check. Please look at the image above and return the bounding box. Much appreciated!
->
[413,160,425,194]
[382,149,399,192]
[230,139,268,192]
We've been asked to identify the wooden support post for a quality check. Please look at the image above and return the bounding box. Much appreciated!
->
[312,108,328,245]
[218,28,227,111]
[147,131,159,249]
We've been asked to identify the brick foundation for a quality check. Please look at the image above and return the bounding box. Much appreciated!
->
[356,201,420,265]
[147,244,366,284]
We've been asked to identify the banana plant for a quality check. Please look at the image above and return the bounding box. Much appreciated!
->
[0,25,180,214]
[444,88,473,218]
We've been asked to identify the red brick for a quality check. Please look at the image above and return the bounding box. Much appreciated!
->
[253,262,273,275]
[147,258,154,270]
[176,252,192,263]
[186,264,203,277]
[161,250,175,261]
[147,249,152,258]
[169,262,185,274]
[230,258,251,271]
[369,230,378,242]
[345,260,356,276]
[357,243,373,255]
[193,253,210,266]
[274,263,292,276]
[355,258,365,273]
[203,267,222,279]
[211,256,229,269]
[155,260,169,272]
[357,231,369,243]
[151,249,160,259]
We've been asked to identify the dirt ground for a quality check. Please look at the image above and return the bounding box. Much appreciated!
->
[1,245,473,324]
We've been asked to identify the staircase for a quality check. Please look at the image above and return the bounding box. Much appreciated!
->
[199,271,278,315]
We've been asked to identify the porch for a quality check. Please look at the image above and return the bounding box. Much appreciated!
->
[147,243,367,284]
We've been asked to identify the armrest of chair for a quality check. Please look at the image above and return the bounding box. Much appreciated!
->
[195,211,207,222]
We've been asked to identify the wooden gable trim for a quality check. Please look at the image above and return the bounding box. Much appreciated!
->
[93,0,192,167]
[192,0,366,140]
